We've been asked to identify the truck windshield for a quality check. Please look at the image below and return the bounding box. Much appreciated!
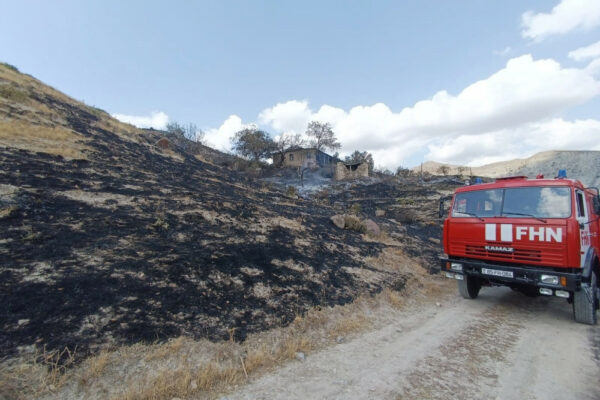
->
[452,187,571,218]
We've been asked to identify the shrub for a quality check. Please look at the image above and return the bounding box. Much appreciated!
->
[285,186,298,198]
[0,62,19,73]
[150,215,169,231]
[0,85,28,103]
[396,166,412,177]
[343,215,366,233]
[349,203,361,215]
[314,188,330,202]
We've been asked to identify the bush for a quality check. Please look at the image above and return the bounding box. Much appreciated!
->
[344,215,366,233]
[314,188,330,202]
[436,165,450,176]
[396,166,412,177]
[166,122,204,143]
[0,62,19,73]
[0,85,28,103]
[349,203,361,215]
[285,186,298,198]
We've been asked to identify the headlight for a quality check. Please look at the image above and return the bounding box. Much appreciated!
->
[541,275,559,285]
[450,262,463,271]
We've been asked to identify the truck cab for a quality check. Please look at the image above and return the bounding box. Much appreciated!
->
[439,173,600,324]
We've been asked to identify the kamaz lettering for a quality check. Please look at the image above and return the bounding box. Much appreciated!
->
[485,224,562,243]
[484,245,514,253]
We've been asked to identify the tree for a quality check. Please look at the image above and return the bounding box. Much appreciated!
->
[273,133,306,167]
[166,122,204,143]
[437,165,450,176]
[166,122,185,137]
[305,121,341,152]
[374,167,394,176]
[344,150,374,173]
[396,166,412,177]
[231,128,275,162]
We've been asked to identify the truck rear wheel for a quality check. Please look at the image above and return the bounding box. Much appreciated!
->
[458,275,481,299]
[573,270,598,325]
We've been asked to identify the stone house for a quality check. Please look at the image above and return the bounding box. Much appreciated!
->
[334,162,369,180]
[273,148,336,168]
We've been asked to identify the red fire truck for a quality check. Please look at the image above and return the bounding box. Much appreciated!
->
[439,172,600,324]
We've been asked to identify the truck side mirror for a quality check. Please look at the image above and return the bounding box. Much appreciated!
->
[594,195,600,215]
[439,196,451,218]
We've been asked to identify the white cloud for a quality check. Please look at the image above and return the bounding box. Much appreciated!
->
[569,40,600,61]
[586,57,600,76]
[252,55,600,168]
[111,111,169,129]
[204,115,254,151]
[521,0,600,41]
[426,118,600,166]
[493,46,512,56]
[258,100,313,135]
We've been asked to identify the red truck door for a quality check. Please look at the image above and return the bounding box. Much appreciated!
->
[575,189,591,267]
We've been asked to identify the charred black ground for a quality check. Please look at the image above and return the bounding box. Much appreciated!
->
[0,65,458,362]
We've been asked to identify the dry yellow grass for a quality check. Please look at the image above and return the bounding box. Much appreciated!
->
[120,362,202,400]
[0,84,29,103]
[0,346,76,400]
[79,350,110,385]
[383,288,405,308]
[328,313,367,338]
[116,333,313,400]
[0,120,89,159]
[0,62,147,145]
[144,337,185,362]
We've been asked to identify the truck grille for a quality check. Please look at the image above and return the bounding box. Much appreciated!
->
[465,245,542,262]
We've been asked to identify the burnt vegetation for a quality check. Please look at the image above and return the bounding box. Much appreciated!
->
[0,63,458,364]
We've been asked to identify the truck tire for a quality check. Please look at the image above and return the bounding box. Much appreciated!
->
[458,275,481,299]
[573,270,598,325]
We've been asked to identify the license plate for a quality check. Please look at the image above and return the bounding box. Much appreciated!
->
[481,268,513,278]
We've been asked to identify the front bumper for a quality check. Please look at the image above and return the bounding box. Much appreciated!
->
[439,257,582,292]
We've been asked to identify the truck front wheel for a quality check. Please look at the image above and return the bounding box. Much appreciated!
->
[573,270,598,325]
[458,275,481,299]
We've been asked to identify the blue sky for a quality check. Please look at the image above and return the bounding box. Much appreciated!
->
[1,0,600,168]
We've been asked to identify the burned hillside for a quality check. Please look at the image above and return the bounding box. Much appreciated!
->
[325,181,450,269]
[0,64,454,363]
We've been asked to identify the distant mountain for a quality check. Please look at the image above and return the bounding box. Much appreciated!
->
[414,151,600,188]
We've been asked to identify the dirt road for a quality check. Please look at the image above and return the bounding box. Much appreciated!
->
[226,286,600,400]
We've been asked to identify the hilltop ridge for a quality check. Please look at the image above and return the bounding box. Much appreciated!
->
[415,150,600,187]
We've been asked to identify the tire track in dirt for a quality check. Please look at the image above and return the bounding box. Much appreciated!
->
[226,287,600,400]
[395,296,524,400]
